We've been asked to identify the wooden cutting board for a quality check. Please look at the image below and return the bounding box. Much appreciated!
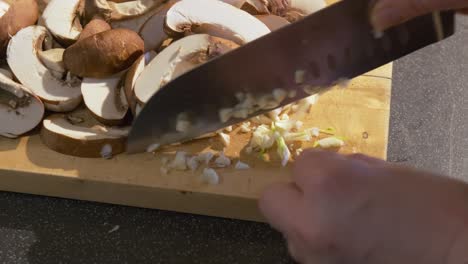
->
[0,62,392,222]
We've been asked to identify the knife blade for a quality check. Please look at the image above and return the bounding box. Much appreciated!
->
[127,0,455,154]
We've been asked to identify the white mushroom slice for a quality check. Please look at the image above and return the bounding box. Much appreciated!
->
[40,107,129,158]
[255,14,289,31]
[110,7,156,32]
[0,70,44,138]
[6,26,82,112]
[37,48,66,76]
[139,5,171,52]
[134,34,239,105]
[165,0,270,45]
[108,0,166,20]
[42,0,83,45]
[81,72,128,125]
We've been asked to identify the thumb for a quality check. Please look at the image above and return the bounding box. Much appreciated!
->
[370,0,468,31]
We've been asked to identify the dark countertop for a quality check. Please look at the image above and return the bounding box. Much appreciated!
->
[1,15,467,264]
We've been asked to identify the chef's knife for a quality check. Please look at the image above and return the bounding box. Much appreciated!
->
[127,0,455,153]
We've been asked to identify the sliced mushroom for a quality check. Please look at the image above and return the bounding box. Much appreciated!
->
[64,28,145,78]
[84,0,112,23]
[165,0,270,45]
[138,2,175,52]
[255,14,289,31]
[124,55,144,116]
[42,0,83,46]
[110,6,156,33]
[6,26,82,112]
[0,68,44,138]
[134,34,239,105]
[37,48,66,78]
[108,0,166,20]
[81,72,129,125]
[78,16,111,41]
[242,0,326,22]
[0,0,39,58]
[241,0,269,15]
[40,107,129,158]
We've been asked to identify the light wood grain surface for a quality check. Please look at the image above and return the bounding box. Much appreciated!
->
[0,62,392,222]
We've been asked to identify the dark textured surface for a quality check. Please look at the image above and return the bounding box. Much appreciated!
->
[0,15,467,264]
[388,14,468,180]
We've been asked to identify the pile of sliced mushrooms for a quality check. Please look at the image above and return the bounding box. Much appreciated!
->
[1,0,346,181]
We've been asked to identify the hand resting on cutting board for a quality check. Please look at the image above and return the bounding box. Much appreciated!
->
[258,1,468,263]
[371,0,468,31]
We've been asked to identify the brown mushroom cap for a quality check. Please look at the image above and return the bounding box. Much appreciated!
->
[78,16,111,42]
[255,14,290,31]
[63,28,145,78]
[0,0,38,58]
[40,107,129,158]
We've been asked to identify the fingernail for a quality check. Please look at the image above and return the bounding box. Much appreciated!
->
[370,1,402,32]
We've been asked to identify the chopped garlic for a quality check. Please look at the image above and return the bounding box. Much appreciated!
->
[251,115,272,125]
[224,126,233,132]
[295,70,306,84]
[291,104,299,113]
[295,148,304,157]
[251,125,275,149]
[235,92,245,102]
[176,120,191,132]
[273,88,287,103]
[219,108,233,123]
[215,151,231,167]
[314,137,345,148]
[146,143,160,153]
[218,132,231,147]
[288,90,297,98]
[100,144,113,159]
[275,119,296,132]
[232,108,249,119]
[186,156,199,171]
[197,152,214,164]
[309,127,320,137]
[295,121,303,129]
[268,108,282,121]
[170,151,188,170]
[201,168,219,185]
[240,122,251,133]
[235,161,250,170]
[373,30,384,39]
